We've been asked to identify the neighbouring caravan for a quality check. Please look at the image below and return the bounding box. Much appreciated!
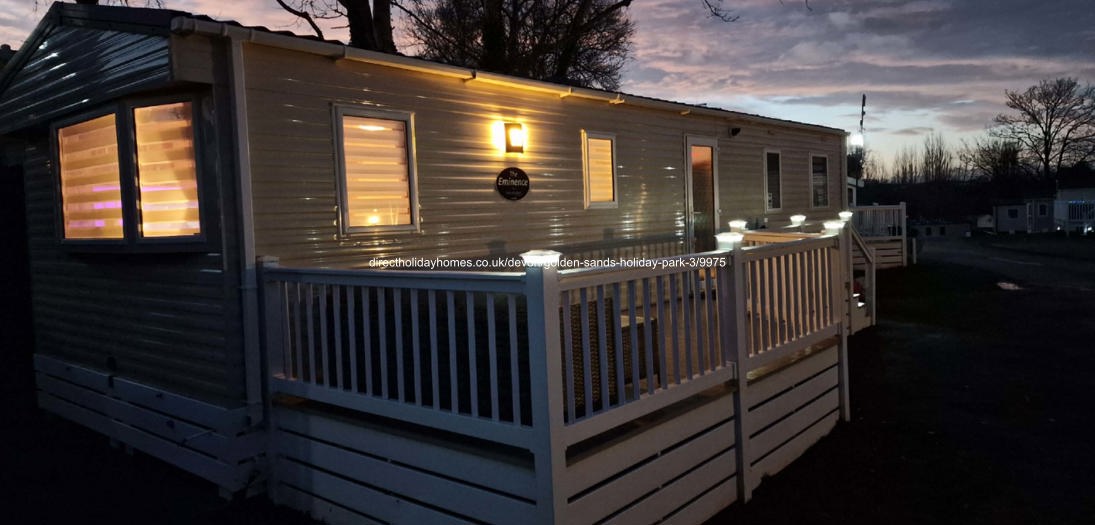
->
[1,3,876,524]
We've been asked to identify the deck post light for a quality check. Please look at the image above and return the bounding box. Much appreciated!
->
[520,249,561,267]
[716,232,744,250]
[505,122,525,153]
[790,214,806,228]
[823,220,845,235]
[728,219,748,232]
[839,210,853,222]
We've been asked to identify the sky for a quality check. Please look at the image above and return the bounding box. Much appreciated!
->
[3,0,1094,168]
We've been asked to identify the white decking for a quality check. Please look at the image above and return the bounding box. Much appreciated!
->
[256,229,864,524]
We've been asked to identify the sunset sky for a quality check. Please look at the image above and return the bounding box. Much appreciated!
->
[3,0,1094,169]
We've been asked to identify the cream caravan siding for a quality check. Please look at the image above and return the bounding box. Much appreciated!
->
[241,44,844,267]
[717,125,844,226]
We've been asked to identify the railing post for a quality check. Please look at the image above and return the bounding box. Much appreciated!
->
[255,255,284,498]
[899,201,909,267]
[835,231,852,422]
[521,250,567,525]
[722,244,754,502]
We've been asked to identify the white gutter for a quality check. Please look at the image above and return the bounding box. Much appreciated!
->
[170,17,845,137]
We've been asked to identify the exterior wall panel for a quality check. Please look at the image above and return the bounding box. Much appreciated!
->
[0,26,170,134]
[242,45,845,267]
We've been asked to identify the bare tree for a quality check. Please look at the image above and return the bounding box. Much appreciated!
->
[921,132,954,183]
[275,0,396,51]
[993,77,1095,180]
[891,145,920,184]
[960,136,1027,184]
[277,1,814,89]
[401,0,633,89]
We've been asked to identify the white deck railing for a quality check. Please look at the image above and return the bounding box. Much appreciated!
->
[851,202,906,239]
[258,231,854,514]
[259,231,850,440]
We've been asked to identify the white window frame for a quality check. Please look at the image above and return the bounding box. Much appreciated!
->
[582,130,618,209]
[810,153,830,209]
[334,105,420,234]
[764,149,782,212]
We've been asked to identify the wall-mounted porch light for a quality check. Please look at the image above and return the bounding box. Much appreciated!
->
[505,122,525,153]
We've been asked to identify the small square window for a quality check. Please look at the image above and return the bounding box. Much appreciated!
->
[336,107,417,232]
[583,131,617,208]
[1007,209,1019,219]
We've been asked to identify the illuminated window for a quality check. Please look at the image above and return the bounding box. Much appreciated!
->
[58,114,124,239]
[135,102,201,237]
[583,131,616,208]
[336,108,417,231]
[765,150,782,211]
[811,155,829,208]
[55,100,203,243]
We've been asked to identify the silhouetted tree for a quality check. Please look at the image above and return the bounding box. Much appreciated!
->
[921,132,955,183]
[274,0,395,52]
[277,1,813,89]
[402,0,633,89]
[891,146,920,184]
[993,77,1095,181]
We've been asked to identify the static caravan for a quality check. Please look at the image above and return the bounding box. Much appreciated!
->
[2,3,879,524]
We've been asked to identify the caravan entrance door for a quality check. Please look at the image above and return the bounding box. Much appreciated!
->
[687,136,718,252]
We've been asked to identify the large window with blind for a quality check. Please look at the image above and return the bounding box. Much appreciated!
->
[582,131,617,209]
[335,107,418,233]
[55,98,204,245]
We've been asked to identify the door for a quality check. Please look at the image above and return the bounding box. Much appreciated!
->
[687,136,718,252]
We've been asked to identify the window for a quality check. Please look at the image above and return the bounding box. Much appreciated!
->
[765,151,782,211]
[940,226,947,236]
[925,226,933,236]
[58,114,124,239]
[582,131,617,208]
[134,103,201,237]
[1038,203,1048,217]
[336,107,417,232]
[55,99,204,245]
[811,155,829,208]
[1007,208,1019,219]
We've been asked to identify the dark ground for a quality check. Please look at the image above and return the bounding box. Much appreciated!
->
[4,234,1095,524]
[714,234,1095,524]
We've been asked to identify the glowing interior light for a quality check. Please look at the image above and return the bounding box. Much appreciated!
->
[358,124,387,131]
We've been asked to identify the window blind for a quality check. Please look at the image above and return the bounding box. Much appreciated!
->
[134,102,201,237]
[58,114,124,239]
[341,116,412,227]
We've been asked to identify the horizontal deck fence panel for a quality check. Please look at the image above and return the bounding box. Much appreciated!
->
[741,231,815,247]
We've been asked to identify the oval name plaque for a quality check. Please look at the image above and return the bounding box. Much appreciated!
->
[496,167,530,201]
